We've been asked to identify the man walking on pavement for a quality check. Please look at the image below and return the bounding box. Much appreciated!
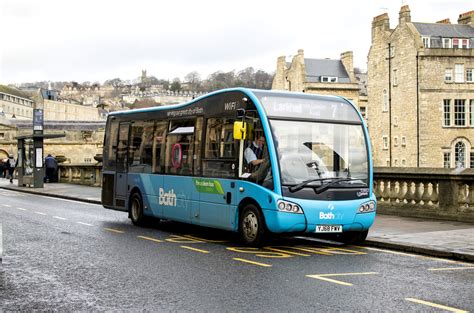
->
[6,154,17,183]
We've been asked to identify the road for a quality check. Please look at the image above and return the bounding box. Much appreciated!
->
[1,189,473,311]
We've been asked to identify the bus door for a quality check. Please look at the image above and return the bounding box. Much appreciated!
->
[198,118,238,230]
[115,122,130,207]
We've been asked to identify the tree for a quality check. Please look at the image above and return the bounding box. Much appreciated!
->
[184,71,201,91]
[104,78,123,88]
[170,78,181,92]
[237,67,255,88]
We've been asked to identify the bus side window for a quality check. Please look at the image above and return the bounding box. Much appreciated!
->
[104,119,118,171]
[165,119,195,175]
[153,121,167,173]
[129,122,145,172]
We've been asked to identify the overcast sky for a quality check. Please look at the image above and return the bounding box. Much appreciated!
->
[0,0,472,84]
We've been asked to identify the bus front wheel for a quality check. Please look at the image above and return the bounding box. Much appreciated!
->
[130,192,147,226]
[239,204,266,247]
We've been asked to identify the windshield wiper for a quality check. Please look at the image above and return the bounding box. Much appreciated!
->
[314,177,357,194]
[288,178,333,193]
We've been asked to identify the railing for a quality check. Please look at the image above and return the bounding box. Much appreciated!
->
[374,167,474,223]
[58,164,102,187]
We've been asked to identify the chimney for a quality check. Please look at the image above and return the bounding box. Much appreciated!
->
[399,5,411,24]
[436,18,451,24]
[340,51,355,82]
[458,10,474,27]
[372,13,390,43]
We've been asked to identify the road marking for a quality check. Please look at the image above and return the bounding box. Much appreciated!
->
[53,216,67,220]
[138,235,163,243]
[405,298,469,313]
[33,211,47,215]
[182,234,228,243]
[15,207,27,211]
[181,246,210,254]
[104,228,124,234]
[306,272,378,287]
[428,266,474,271]
[2,204,12,207]
[77,222,93,226]
[233,258,272,267]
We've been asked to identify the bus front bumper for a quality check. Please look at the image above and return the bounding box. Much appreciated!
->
[262,209,375,234]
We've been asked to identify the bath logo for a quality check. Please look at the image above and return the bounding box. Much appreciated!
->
[159,188,177,207]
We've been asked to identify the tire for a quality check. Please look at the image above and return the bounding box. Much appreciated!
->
[340,230,369,245]
[130,192,147,226]
[239,204,266,247]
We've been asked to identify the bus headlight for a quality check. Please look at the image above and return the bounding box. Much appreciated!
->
[277,200,303,214]
[358,201,376,213]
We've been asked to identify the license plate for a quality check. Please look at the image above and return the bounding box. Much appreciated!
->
[315,225,342,233]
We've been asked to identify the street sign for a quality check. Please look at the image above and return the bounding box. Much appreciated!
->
[33,109,44,133]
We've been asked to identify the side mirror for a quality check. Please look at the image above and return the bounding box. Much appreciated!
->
[233,121,247,140]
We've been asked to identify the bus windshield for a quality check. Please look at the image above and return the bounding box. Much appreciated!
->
[270,119,368,187]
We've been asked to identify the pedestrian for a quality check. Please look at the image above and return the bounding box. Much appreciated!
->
[44,154,58,183]
[0,159,4,179]
[6,154,17,183]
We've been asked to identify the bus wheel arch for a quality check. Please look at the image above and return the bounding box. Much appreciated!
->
[129,188,147,226]
[238,198,268,246]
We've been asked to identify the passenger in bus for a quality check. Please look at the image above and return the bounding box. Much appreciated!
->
[244,136,265,171]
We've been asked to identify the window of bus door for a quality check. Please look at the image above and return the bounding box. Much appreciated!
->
[203,117,237,178]
[165,119,195,175]
[116,123,130,173]
[103,119,119,171]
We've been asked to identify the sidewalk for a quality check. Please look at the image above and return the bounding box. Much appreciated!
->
[1,179,473,262]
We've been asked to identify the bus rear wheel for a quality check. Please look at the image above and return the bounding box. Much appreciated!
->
[130,192,147,226]
[340,230,369,245]
[239,204,266,247]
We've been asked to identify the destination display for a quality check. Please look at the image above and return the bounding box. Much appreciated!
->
[256,95,360,122]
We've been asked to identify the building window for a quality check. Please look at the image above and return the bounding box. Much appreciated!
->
[386,159,390,166]
[394,159,398,166]
[394,136,399,147]
[383,136,389,150]
[445,68,453,82]
[455,64,464,83]
[393,116,398,127]
[470,100,474,126]
[401,159,406,166]
[467,68,473,82]
[443,99,451,126]
[393,69,398,86]
[442,38,452,48]
[359,106,366,119]
[321,76,338,83]
[462,39,469,49]
[401,136,406,147]
[383,89,388,112]
[0,132,4,140]
[443,152,451,168]
[455,141,466,168]
[471,152,474,168]
[389,46,395,58]
[422,36,430,48]
[454,99,466,126]
[453,38,459,48]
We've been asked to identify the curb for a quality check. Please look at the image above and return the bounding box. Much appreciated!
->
[364,238,474,263]
[0,186,101,205]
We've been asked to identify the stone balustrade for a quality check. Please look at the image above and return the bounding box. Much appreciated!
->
[374,167,474,223]
[58,164,102,187]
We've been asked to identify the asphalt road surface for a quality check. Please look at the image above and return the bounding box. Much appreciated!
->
[1,189,473,311]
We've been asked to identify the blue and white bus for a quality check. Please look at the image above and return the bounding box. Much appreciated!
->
[102,88,376,246]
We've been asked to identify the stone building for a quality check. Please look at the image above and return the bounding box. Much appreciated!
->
[0,85,35,120]
[272,49,363,110]
[0,119,105,164]
[368,5,474,168]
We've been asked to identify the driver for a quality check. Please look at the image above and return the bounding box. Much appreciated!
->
[244,136,265,171]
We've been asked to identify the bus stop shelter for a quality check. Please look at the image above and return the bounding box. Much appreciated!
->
[16,133,65,188]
